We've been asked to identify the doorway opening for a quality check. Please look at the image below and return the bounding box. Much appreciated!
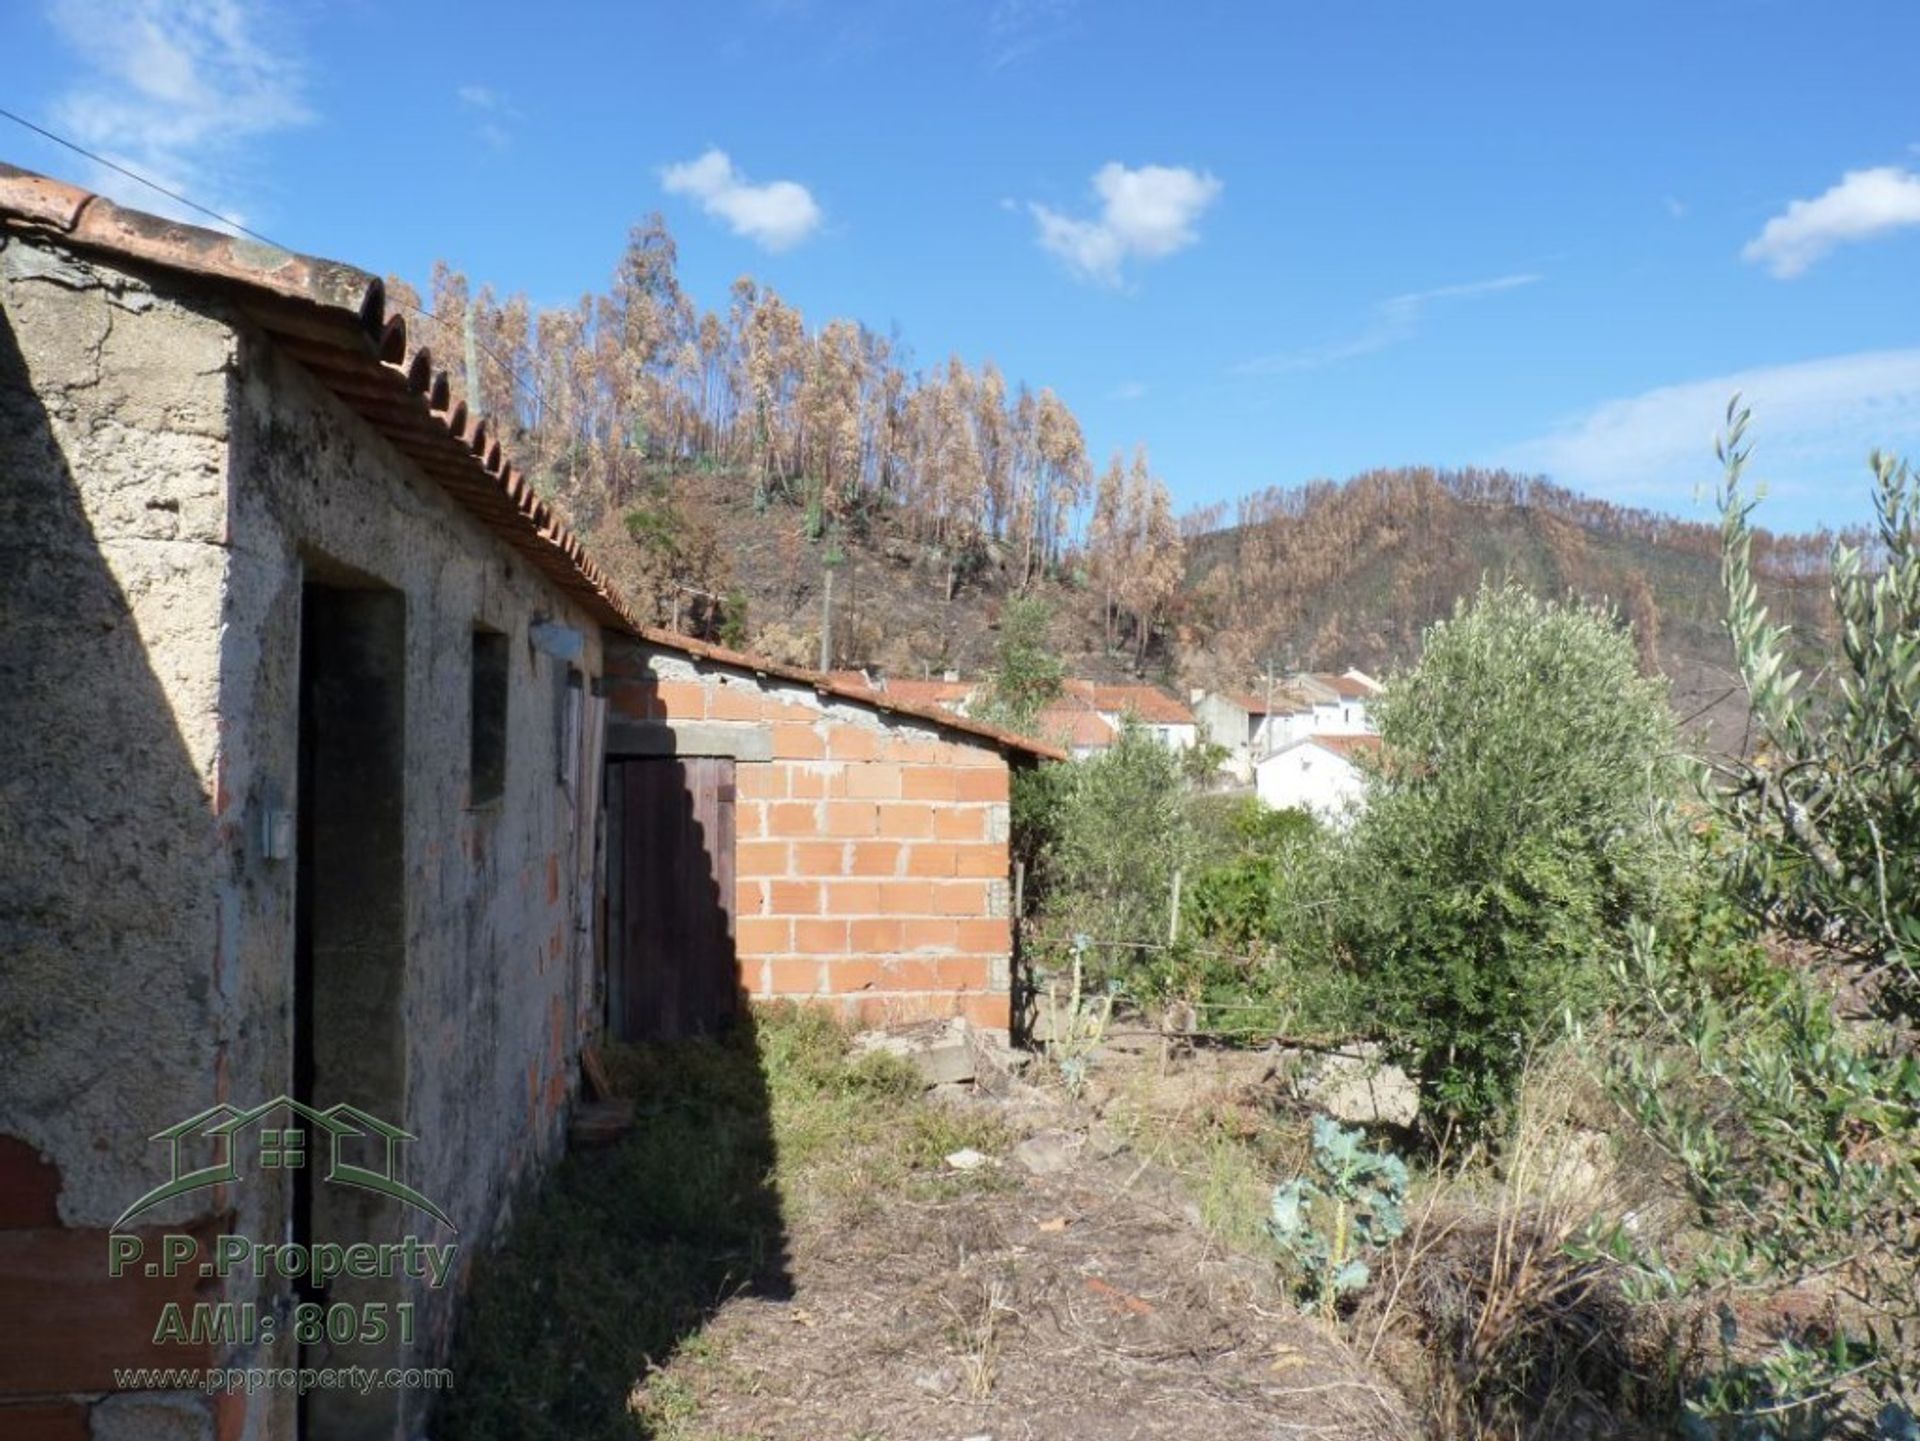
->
[607,757,739,1041]
[294,577,407,1439]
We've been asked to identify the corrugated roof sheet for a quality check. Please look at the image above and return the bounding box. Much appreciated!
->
[0,163,1063,761]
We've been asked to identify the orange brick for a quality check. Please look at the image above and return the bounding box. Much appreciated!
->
[768,801,820,838]
[737,763,784,800]
[655,680,709,720]
[849,841,902,877]
[774,724,827,759]
[788,764,833,799]
[828,957,885,992]
[609,681,663,720]
[955,767,1009,802]
[932,881,989,916]
[736,917,791,955]
[932,806,987,841]
[877,803,934,839]
[708,683,767,721]
[767,958,824,994]
[905,843,958,878]
[954,917,1011,953]
[794,918,849,954]
[931,955,991,989]
[733,801,767,840]
[845,762,902,800]
[735,880,766,916]
[836,956,934,991]
[827,879,882,913]
[954,844,1006,878]
[959,992,1013,1029]
[887,736,948,765]
[766,698,819,724]
[737,840,787,876]
[605,647,649,680]
[848,916,903,951]
[900,917,956,951]
[791,840,848,876]
[883,881,938,917]
[768,879,822,915]
[901,766,958,801]
[829,727,882,762]
[824,802,877,838]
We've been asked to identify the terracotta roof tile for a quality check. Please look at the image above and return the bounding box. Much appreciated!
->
[882,678,978,709]
[1062,680,1194,725]
[0,163,1063,762]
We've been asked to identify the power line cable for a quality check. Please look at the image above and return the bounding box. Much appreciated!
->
[0,103,551,424]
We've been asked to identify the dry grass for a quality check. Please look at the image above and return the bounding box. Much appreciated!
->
[1349,1044,1687,1440]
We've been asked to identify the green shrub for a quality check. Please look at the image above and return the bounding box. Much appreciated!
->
[1599,414,1920,1431]
[1022,723,1192,987]
[971,595,1064,734]
[1343,580,1683,1137]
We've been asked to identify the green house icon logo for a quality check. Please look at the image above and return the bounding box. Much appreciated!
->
[114,1096,455,1232]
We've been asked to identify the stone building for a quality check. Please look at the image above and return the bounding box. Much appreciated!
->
[0,165,1054,1440]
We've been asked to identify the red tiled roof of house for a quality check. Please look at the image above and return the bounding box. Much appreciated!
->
[1033,702,1118,751]
[1063,680,1194,726]
[882,678,978,710]
[0,164,1064,762]
[1310,734,1383,760]
[1312,673,1379,701]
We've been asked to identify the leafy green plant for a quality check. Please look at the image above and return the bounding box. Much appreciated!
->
[1681,1309,1868,1441]
[1023,722,1192,986]
[971,595,1065,734]
[1268,1116,1409,1315]
[1598,413,1920,1433]
[1039,936,1114,1098]
[1709,403,1919,1015]
[1342,581,1684,1138]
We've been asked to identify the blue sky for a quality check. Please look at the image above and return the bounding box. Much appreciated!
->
[5,0,1918,532]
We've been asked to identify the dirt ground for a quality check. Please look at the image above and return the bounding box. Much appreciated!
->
[632,1041,1416,1441]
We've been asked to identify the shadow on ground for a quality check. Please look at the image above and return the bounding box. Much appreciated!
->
[440,1009,790,1441]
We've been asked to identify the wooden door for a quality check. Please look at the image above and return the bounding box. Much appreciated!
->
[611,757,738,1041]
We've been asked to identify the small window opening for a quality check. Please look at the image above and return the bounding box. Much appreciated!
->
[470,628,508,806]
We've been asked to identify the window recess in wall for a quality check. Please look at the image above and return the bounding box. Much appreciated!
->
[470,627,509,807]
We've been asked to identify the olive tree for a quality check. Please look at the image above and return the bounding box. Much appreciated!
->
[1344,580,1682,1136]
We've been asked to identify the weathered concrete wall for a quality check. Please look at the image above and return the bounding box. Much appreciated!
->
[604,638,1014,1031]
[0,237,244,1438]
[220,304,604,1436]
[0,232,604,1439]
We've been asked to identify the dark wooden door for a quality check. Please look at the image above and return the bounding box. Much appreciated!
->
[612,757,738,1040]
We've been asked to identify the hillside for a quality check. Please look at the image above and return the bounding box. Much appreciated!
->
[584,461,1842,754]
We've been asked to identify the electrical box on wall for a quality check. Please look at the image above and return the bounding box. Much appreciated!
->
[261,805,294,862]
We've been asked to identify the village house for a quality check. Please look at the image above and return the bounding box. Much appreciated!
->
[831,672,1197,762]
[0,165,1055,1441]
[1193,670,1382,780]
[1254,733,1383,823]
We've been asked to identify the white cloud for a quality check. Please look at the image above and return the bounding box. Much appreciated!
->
[659,149,823,253]
[1109,380,1148,401]
[44,0,310,229]
[1236,272,1540,375]
[1496,350,1920,508]
[1028,162,1222,286]
[457,84,520,151]
[1742,166,1920,278]
[987,0,1079,68]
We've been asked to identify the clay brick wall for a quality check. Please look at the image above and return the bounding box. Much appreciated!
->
[605,639,1017,1030]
